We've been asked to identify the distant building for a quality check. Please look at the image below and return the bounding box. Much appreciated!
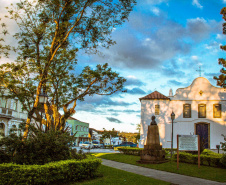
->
[139,77,226,150]
[0,95,27,138]
[67,117,90,146]
[89,128,102,141]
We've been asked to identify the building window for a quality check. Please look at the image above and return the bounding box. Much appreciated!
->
[0,98,7,108]
[183,104,191,118]
[13,100,18,111]
[198,104,206,118]
[213,104,221,118]
[155,105,160,115]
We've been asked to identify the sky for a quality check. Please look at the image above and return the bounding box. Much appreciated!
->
[1,0,226,133]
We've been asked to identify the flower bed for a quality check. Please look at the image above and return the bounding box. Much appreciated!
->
[0,156,101,185]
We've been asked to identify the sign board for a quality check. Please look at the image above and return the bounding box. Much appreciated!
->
[178,135,198,151]
[177,135,200,169]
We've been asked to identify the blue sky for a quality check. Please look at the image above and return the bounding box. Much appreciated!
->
[75,0,226,132]
[1,0,226,132]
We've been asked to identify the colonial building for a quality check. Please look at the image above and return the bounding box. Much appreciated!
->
[139,77,226,150]
[67,117,90,146]
[0,96,27,138]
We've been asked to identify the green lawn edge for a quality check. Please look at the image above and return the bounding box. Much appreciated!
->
[76,165,170,185]
[94,153,226,182]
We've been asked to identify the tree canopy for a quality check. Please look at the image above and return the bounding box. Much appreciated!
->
[214,7,226,87]
[0,0,136,138]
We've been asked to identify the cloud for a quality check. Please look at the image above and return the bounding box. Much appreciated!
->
[94,16,191,69]
[167,80,185,86]
[107,109,140,114]
[161,60,186,77]
[186,18,220,42]
[192,0,203,9]
[151,7,160,16]
[106,117,122,123]
[126,88,147,95]
[76,95,136,113]
[124,76,146,87]
[94,12,220,70]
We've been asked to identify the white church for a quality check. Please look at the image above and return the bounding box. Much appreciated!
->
[139,77,226,150]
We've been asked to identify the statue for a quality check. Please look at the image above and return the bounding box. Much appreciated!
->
[150,116,157,125]
[138,115,166,164]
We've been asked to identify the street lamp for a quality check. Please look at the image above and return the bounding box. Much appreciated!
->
[171,111,175,158]
[39,92,48,104]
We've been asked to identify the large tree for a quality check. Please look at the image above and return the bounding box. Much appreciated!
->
[0,0,136,138]
[214,7,226,87]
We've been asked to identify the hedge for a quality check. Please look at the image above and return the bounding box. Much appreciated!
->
[173,150,225,168]
[0,156,101,185]
[117,147,143,156]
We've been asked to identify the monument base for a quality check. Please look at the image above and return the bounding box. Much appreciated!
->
[137,146,167,164]
[137,159,169,164]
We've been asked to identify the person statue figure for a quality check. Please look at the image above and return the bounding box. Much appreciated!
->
[150,115,157,125]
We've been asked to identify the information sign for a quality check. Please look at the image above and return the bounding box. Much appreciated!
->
[178,135,198,151]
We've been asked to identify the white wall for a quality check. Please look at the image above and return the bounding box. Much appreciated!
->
[139,77,226,149]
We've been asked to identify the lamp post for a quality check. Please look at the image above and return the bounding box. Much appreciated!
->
[39,92,48,104]
[38,92,48,128]
[171,111,175,158]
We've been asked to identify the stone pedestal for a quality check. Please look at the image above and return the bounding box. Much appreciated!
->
[138,125,167,164]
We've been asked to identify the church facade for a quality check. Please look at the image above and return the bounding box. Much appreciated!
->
[139,77,226,150]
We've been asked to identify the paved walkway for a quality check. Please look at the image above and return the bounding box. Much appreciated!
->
[101,159,226,185]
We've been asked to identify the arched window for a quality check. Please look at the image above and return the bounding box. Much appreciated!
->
[198,104,206,118]
[75,125,78,130]
[183,104,191,118]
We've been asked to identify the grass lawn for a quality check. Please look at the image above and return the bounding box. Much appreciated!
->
[59,165,170,185]
[94,153,226,182]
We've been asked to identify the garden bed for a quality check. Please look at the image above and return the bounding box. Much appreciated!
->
[0,156,101,185]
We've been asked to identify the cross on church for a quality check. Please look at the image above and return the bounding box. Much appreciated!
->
[196,66,204,77]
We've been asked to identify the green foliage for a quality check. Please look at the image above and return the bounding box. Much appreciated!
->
[214,8,226,86]
[101,128,118,141]
[220,154,226,167]
[0,156,101,185]
[97,153,226,182]
[70,148,87,160]
[117,147,143,156]
[0,0,136,133]
[172,150,224,168]
[0,123,75,165]
[118,132,140,143]
[220,134,226,151]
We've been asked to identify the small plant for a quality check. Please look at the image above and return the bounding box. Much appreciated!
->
[220,134,226,151]
[220,154,226,167]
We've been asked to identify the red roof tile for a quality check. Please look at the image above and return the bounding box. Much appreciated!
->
[139,91,170,100]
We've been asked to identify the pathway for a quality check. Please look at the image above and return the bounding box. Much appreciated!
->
[101,159,226,185]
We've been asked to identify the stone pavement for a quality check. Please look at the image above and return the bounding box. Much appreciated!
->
[101,159,226,185]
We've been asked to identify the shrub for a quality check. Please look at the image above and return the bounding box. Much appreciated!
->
[174,150,224,168]
[117,147,143,156]
[70,148,87,160]
[0,156,101,185]
[0,124,75,165]
[220,154,226,167]
[220,134,226,151]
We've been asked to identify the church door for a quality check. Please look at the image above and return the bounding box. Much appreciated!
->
[196,123,209,149]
